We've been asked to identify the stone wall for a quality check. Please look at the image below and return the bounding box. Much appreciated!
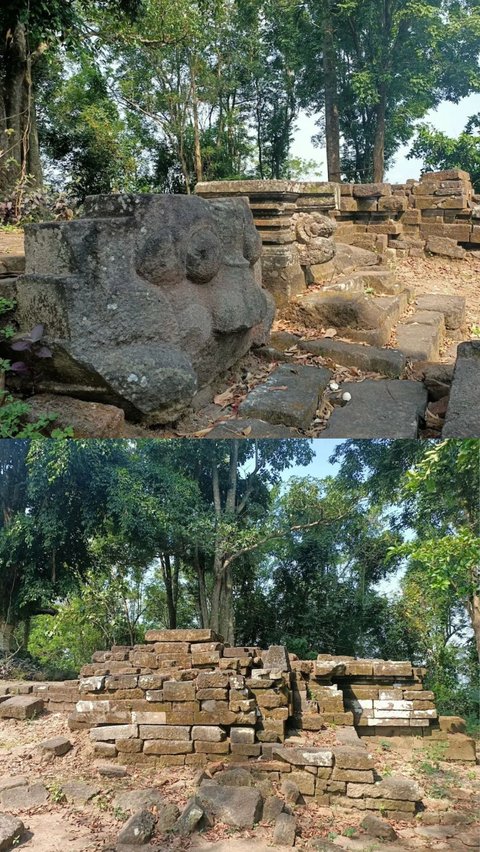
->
[335,169,478,259]
[0,679,79,713]
[67,629,441,769]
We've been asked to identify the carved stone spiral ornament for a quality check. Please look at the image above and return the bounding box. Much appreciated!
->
[294,212,336,243]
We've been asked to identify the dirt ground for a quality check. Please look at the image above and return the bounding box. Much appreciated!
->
[0,711,479,851]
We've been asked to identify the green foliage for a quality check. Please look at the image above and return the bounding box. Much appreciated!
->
[409,116,480,190]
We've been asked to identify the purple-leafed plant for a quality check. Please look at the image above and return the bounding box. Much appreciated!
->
[10,324,53,376]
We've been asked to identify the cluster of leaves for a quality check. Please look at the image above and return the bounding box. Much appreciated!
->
[0,178,76,226]
[409,115,480,191]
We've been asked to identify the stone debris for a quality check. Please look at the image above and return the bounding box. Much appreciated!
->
[273,812,297,846]
[117,810,156,846]
[61,781,101,804]
[0,695,44,720]
[0,782,49,810]
[173,798,205,836]
[0,814,25,852]
[196,784,263,828]
[38,736,72,756]
[361,812,398,840]
[27,395,126,438]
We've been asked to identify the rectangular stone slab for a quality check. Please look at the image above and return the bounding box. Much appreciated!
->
[443,341,480,437]
[145,629,220,643]
[239,365,332,430]
[0,696,44,720]
[322,380,427,438]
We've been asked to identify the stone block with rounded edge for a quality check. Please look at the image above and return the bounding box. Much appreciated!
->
[196,784,263,828]
[16,195,269,424]
[273,812,297,846]
[0,814,25,851]
[322,380,427,438]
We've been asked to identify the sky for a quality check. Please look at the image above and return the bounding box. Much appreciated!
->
[291,94,480,182]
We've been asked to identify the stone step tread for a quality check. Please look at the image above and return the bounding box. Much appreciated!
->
[238,364,332,430]
[298,338,406,378]
[322,380,428,438]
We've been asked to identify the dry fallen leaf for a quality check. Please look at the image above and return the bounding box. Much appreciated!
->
[323,327,338,338]
[267,385,288,391]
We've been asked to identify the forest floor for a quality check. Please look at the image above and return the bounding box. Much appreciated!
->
[0,711,478,851]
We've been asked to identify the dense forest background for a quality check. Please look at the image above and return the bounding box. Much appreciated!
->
[1,0,480,215]
[0,438,479,731]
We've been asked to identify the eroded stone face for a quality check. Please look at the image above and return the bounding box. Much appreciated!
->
[16,194,268,423]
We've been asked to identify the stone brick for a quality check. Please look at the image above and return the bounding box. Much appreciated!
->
[143,740,193,755]
[90,724,138,741]
[145,629,220,643]
[195,740,230,753]
[191,650,221,666]
[196,672,229,689]
[332,768,374,783]
[196,688,228,700]
[334,747,374,771]
[163,682,195,702]
[138,725,191,740]
[116,738,143,753]
[373,661,412,677]
[132,711,167,725]
[365,798,416,813]
[191,726,226,742]
[230,727,255,744]
[0,696,44,720]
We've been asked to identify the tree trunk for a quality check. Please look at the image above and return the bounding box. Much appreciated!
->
[190,60,203,184]
[194,547,209,628]
[0,620,15,654]
[468,591,480,663]
[372,84,386,183]
[322,0,341,183]
[0,22,43,196]
[161,554,177,629]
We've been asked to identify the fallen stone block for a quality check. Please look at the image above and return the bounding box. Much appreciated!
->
[196,784,263,828]
[273,812,297,846]
[38,736,72,756]
[117,810,156,846]
[0,777,27,794]
[299,338,406,378]
[238,365,331,430]
[443,341,480,437]
[361,812,397,841]
[174,798,204,835]
[94,762,128,778]
[396,311,445,362]
[0,695,44,720]
[324,269,400,296]
[322,380,428,438]
[1,783,49,810]
[291,291,402,347]
[273,746,333,767]
[62,781,101,804]
[0,814,25,852]
[425,235,466,259]
[26,394,126,438]
[415,295,466,330]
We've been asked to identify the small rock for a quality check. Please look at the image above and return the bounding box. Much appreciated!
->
[155,803,180,833]
[117,810,156,846]
[361,812,397,841]
[27,394,126,438]
[174,797,204,835]
[425,235,466,260]
[213,768,254,787]
[238,364,332,430]
[1,783,49,810]
[197,784,262,829]
[95,762,128,778]
[38,736,72,756]
[281,779,300,805]
[273,812,297,846]
[0,813,24,851]
[262,795,284,822]
[114,789,167,814]
[62,781,101,804]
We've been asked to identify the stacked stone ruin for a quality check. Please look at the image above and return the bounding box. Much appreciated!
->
[196,180,340,306]
[68,630,440,764]
[335,169,478,260]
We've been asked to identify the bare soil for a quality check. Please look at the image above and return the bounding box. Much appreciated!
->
[0,711,478,851]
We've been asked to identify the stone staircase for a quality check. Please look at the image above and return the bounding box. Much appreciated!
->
[209,256,469,439]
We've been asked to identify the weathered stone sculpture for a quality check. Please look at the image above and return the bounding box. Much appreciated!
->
[15,194,270,423]
[196,181,339,306]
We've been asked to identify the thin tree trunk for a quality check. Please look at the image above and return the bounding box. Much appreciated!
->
[194,547,209,628]
[0,22,43,196]
[190,59,203,184]
[0,620,15,654]
[467,591,480,663]
[322,0,341,183]
[372,84,386,182]
[161,554,177,629]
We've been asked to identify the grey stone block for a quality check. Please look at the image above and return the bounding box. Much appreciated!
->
[322,380,428,438]
[239,364,331,429]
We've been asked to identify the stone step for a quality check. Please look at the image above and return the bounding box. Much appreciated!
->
[322,380,428,438]
[207,418,299,438]
[298,338,406,378]
[396,311,445,362]
[238,364,332,430]
[415,294,466,330]
[0,253,25,275]
[443,341,480,437]
[323,269,401,296]
[291,291,408,347]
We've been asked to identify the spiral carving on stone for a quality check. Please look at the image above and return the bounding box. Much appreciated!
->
[294,212,336,243]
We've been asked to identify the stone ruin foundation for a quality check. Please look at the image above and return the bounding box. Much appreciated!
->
[1,628,475,827]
